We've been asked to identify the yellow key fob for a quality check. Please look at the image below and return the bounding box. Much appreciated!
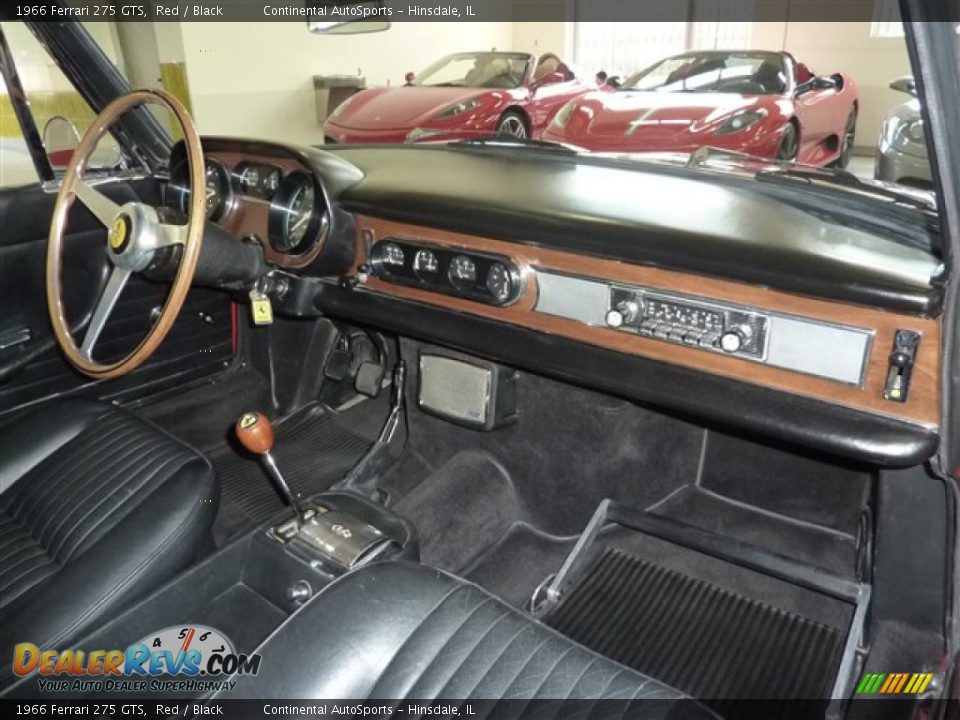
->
[249,290,273,326]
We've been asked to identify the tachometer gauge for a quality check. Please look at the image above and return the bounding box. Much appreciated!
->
[448,255,477,290]
[168,158,232,222]
[485,262,513,303]
[268,171,327,255]
[203,161,231,220]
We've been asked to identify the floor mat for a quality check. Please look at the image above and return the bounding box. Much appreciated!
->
[545,547,846,720]
[210,403,371,543]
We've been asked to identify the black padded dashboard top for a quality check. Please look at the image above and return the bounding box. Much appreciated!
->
[325,144,943,317]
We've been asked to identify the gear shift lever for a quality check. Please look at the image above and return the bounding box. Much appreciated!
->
[235,412,307,525]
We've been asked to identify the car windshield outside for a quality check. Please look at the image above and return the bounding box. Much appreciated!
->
[623,52,788,94]
[412,52,531,88]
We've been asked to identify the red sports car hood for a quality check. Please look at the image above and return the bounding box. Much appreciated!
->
[567,91,779,139]
[330,86,493,130]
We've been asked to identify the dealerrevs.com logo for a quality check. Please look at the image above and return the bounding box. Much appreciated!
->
[13,625,261,693]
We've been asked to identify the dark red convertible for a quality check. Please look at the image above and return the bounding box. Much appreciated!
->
[323,50,591,144]
[543,50,859,167]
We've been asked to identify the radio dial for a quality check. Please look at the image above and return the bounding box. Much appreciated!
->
[606,300,639,328]
[720,324,753,353]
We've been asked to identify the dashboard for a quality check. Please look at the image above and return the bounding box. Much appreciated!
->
[166,138,945,466]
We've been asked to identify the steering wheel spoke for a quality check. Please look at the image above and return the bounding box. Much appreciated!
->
[46,88,205,378]
[74,180,121,227]
[157,222,187,247]
[80,266,131,359]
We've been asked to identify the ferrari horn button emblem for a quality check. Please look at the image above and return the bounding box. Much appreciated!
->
[109,216,129,252]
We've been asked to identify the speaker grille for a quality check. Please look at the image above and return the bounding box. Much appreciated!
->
[419,354,492,426]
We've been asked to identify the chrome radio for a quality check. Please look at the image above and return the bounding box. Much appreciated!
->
[606,287,768,358]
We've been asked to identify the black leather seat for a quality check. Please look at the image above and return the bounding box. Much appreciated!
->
[0,399,218,674]
[229,562,718,717]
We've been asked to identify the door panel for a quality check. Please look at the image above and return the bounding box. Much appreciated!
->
[0,178,233,418]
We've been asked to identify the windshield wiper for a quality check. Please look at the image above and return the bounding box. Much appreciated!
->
[756,166,936,212]
[448,137,578,154]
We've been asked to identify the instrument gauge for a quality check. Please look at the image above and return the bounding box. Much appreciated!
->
[381,243,405,267]
[413,249,439,279]
[268,170,327,255]
[168,158,232,222]
[448,255,477,290]
[485,262,513,303]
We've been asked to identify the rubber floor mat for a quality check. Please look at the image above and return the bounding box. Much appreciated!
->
[544,547,846,720]
[211,404,371,543]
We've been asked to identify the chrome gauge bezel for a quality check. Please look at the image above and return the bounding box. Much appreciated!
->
[267,170,328,255]
[369,238,523,307]
[167,157,234,222]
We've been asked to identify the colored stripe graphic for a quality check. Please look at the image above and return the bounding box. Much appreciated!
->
[856,672,933,694]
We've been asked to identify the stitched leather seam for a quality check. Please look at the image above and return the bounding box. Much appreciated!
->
[53,451,187,562]
[455,619,533,699]
[10,417,141,519]
[435,600,514,697]
[36,427,171,542]
[40,493,207,651]
[384,590,493,699]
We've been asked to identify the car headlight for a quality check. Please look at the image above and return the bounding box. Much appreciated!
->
[550,100,578,130]
[434,98,482,120]
[405,127,446,143]
[713,109,768,135]
[894,118,925,150]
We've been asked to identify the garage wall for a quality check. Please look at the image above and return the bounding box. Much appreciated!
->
[750,21,911,151]
[177,22,514,146]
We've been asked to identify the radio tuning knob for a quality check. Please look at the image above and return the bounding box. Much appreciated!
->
[605,300,639,329]
[720,324,752,353]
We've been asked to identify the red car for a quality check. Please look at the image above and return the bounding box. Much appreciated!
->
[323,51,591,144]
[543,50,859,167]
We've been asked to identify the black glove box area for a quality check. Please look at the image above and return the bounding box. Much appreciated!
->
[4,492,418,698]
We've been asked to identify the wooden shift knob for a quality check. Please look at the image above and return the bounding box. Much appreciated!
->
[235,411,274,455]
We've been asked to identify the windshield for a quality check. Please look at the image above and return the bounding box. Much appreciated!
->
[623,52,788,94]
[0,18,944,224]
[412,52,530,88]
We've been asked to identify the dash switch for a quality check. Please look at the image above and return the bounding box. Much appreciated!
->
[883,330,921,403]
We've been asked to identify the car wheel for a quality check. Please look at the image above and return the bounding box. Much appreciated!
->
[497,111,528,139]
[834,108,857,169]
[776,123,799,162]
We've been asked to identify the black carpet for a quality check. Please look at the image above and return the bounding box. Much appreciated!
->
[650,485,860,578]
[210,403,371,543]
[546,547,847,720]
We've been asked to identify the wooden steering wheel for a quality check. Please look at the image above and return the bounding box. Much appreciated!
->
[46,88,205,379]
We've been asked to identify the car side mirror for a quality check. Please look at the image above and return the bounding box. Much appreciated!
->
[795,76,837,97]
[42,116,79,171]
[307,1,390,34]
[889,76,917,97]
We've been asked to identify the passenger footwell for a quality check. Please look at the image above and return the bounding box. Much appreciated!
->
[544,547,845,719]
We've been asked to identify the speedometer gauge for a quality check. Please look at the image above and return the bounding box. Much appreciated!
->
[268,171,327,255]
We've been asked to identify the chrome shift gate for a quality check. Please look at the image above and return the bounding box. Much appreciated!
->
[269,503,394,573]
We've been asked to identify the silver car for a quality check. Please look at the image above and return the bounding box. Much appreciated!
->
[875,76,932,188]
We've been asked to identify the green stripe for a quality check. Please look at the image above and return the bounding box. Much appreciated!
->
[856,674,875,694]
[869,674,887,693]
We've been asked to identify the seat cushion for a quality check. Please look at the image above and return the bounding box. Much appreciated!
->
[228,562,718,716]
[0,399,218,675]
